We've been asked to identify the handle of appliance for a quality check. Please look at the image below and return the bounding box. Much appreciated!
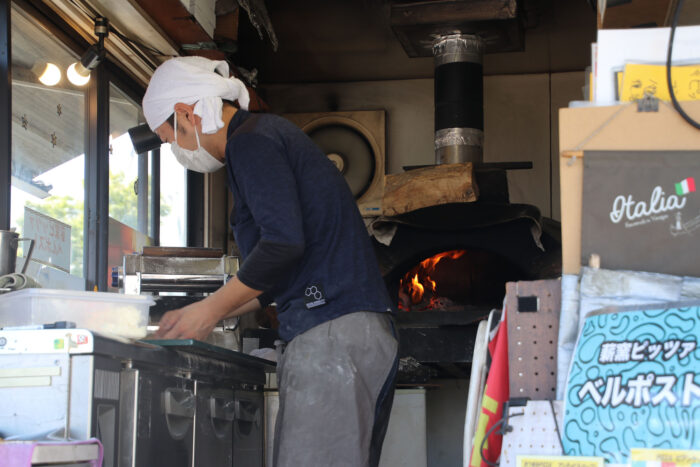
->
[210,396,236,422]
[162,388,195,440]
[17,238,34,274]
[234,398,262,427]
[209,396,236,439]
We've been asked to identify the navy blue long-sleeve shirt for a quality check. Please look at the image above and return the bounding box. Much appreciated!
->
[225,110,394,341]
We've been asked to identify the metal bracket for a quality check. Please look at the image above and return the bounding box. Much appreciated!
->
[637,93,660,112]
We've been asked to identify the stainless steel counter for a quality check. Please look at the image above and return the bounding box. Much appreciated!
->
[0,329,274,467]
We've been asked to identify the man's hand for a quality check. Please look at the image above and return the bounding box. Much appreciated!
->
[153,299,222,340]
[151,276,263,340]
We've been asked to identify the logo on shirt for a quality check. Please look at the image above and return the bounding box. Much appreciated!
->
[304,284,326,309]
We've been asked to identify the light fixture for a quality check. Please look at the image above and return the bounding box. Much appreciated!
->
[128,123,162,154]
[67,16,108,86]
[31,62,61,86]
[67,62,90,86]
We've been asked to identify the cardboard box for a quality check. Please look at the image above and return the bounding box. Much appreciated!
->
[559,100,700,274]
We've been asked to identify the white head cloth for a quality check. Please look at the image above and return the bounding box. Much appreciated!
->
[142,56,250,134]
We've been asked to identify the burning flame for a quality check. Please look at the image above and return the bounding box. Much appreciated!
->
[410,274,424,303]
[399,250,467,310]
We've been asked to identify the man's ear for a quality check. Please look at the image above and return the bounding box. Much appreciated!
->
[173,102,197,126]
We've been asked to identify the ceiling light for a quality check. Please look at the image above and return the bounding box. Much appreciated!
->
[32,62,61,86]
[67,17,109,86]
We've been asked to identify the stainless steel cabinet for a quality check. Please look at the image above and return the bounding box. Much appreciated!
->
[233,390,264,467]
[0,331,271,467]
[194,381,235,466]
[120,370,194,467]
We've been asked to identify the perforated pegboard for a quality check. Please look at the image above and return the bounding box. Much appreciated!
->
[505,279,561,400]
[500,400,564,467]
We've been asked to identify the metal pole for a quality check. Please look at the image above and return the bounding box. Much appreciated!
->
[186,171,204,247]
[433,34,484,165]
[84,65,109,291]
[0,0,11,230]
[137,151,148,235]
[150,148,160,245]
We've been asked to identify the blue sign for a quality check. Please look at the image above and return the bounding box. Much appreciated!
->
[562,302,700,464]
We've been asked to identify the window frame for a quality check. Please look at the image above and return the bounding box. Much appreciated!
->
[0,0,197,290]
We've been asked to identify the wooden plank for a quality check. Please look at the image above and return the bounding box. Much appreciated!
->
[215,9,239,41]
[141,246,223,258]
[31,444,100,463]
[391,0,517,26]
[133,0,217,51]
[505,279,561,400]
[599,0,674,29]
[382,162,478,217]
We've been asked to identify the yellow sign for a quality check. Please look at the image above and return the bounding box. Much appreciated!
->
[620,63,700,102]
[516,455,604,467]
[630,448,700,465]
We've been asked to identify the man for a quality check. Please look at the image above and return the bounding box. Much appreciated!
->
[143,56,398,467]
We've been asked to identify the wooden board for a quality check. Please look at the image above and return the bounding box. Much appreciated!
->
[382,162,477,217]
[142,246,223,258]
[559,100,700,275]
[390,0,517,26]
[598,0,674,29]
[505,279,561,400]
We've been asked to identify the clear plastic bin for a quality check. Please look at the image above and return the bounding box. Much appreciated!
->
[0,288,154,339]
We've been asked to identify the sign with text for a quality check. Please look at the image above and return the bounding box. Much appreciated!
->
[23,207,71,272]
[563,302,700,464]
[516,456,603,467]
[582,151,700,276]
[631,448,700,467]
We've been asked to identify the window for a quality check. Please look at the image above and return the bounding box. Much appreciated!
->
[9,4,86,283]
[107,82,187,250]
[4,2,191,290]
[159,143,187,247]
[109,83,148,234]
[107,83,152,285]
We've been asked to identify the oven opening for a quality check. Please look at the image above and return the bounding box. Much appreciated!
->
[396,248,524,312]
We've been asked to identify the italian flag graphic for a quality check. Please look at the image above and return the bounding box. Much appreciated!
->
[675,177,696,196]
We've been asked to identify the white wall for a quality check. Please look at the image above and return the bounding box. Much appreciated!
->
[426,379,470,467]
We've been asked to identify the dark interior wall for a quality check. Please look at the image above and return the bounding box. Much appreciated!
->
[261,71,584,221]
[244,0,596,222]
[236,0,597,84]
[260,79,434,174]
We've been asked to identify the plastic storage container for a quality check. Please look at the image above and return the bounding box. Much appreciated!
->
[0,288,154,339]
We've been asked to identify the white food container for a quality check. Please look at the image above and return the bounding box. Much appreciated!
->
[0,288,154,339]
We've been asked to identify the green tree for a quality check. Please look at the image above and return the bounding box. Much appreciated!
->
[25,194,84,276]
[20,171,170,276]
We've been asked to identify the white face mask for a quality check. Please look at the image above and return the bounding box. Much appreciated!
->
[170,112,224,173]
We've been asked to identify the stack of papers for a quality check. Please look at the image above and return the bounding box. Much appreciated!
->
[586,26,700,105]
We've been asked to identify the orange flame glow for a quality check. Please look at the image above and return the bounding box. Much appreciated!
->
[409,274,424,303]
[399,250,467,310]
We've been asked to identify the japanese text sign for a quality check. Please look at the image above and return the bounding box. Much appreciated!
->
[563,302,700,463]
[631,448,700,467]
[517,455,603,467]
[23,207,71,272]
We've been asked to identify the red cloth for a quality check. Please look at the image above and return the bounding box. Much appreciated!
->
[469,310,510,467]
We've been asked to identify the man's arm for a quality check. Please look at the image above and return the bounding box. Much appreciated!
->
[222,295,264,320]
[154,276,262,339]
